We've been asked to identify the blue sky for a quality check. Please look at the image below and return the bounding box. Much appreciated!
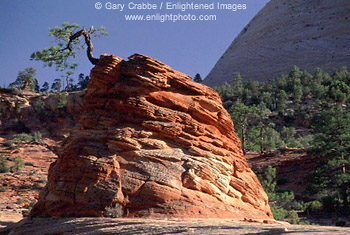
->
[0,0,269,88]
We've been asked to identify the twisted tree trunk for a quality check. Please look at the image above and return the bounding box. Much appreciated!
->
[66,28,99,65]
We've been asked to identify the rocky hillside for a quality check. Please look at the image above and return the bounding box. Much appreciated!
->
[0,89,84,141]
[204,0,350,86]
[0,90,84,224]
[30,54,272,220]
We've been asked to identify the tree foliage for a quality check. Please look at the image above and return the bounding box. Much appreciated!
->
[30,22,107,91]
[51,79,62,93]
[77,73,90,90]
[215,66,350,216]
[214,66,350,154]
[193,73,203,83]
[307,81,350,213]
[40,82,49,94]
[31,22,108,69]
[258,166,297,223]
[10,67,39,92]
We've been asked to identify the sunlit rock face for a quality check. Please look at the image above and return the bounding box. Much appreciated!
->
[30,54,272,220]
[204,0,350,86]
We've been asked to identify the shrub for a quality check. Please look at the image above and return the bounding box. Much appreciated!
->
[19,184,29,189]
[33,99,45,112]
[24,199,37,209]
[104,204,123,218]
[11,156,24,172]
[285,138,302,148]
[335,220,346,227]
[258,166,301,222]
[289,200,305,211]
[22,199,37,217]
[276,191,295,208]
[298,221,311,225]
[288,211,300,224]
[271,206,288,220]
[6,132,43,147]
[36,179,47,184]
[297,135,313,149]
[56,92,67,109]
[0,157,10,173]
[5,141,20,150]
[10,133,33,144]
[33,132,43,144]
[16,198,24,204]
[24,162,35,166]
[305,200,323,214]
[6,156,14,161]
[28,170,38,176]
[12,119,30,133]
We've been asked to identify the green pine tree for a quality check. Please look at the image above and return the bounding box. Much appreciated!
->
[10,67,39,92]
[193,73,203,83]
[40,82,50,94]
[31,22,108,90]
[229,100,258,154]
[308,80,350,213]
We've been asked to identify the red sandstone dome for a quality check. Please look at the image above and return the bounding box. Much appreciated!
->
[30,54,272,220]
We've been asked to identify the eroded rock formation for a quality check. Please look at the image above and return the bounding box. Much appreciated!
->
[204,0,350,86]
[0,90,84,140]
[30,54,272,219]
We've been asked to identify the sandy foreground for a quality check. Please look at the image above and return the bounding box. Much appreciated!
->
[1,217,350,235]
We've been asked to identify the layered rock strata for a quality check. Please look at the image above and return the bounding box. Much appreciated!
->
[205,0,350,86]
[30,54,272,219]
[0,90,84,139]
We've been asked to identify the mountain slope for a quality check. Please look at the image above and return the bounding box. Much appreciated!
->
[204,0,350,86]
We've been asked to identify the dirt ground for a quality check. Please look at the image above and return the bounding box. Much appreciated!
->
[0,141,57,228]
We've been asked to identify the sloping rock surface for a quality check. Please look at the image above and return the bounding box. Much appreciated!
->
[30,54,272,219]
[204,0,350,86]
[5,218,350,235]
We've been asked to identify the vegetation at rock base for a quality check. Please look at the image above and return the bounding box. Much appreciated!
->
[306,79,350,215]
[5,132,43,149]
[22,199,38,217]
[11,156,24,172]
[56,92,67,109]
[215,66,350,222]
[257,166,298,223]
[0,186,7,192]
[0,155,10,173]
[104,204,124,218]
[24,161,35,166]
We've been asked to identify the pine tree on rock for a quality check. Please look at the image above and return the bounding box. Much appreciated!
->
[10,67,39,92]
[40,82,50,94]
[193,73,203,83]
[31,22,108,91]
